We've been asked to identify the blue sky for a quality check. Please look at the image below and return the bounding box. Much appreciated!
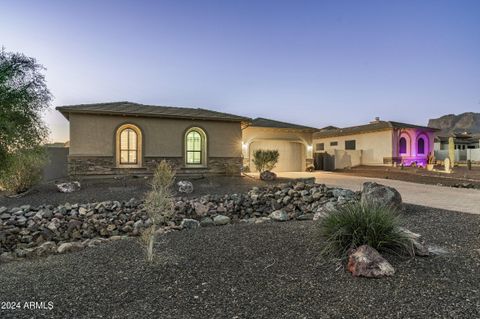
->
[1,0,479,142]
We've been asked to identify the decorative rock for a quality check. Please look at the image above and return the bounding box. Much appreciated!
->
[79,207,88,216]
[260,170,277,181]
[56,181,81,193]
[35,241,57,256]
[180,218,200,229]
[1,213,11,220]
[194,203,209,216]
[313,207,330,221]
[57,242,84,254]
[0,180,368,259]
[269,209,288,222]
[255,217,271,224]
[178,181,194,194]
[361,182,403,211]
[428,245,449,255]
[398,227,429,256]
[347,245,395,278]
[200,217,214,227]
[133,220,144,229]
[297,213,314,221]
[213,215,231,226]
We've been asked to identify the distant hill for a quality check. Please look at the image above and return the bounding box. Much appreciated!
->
[428,112,480,135]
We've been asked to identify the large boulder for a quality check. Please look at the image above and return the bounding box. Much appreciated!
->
[260,170,277,181]
[361,182,403,211]
[347,245,395,278]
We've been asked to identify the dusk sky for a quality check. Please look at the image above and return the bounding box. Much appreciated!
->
[1,0,479,142]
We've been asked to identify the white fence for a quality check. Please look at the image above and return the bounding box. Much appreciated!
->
[434,149,480,162]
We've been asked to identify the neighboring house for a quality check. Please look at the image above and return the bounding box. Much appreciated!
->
[312,118,438,169]
[434,132,480,163]
[56,102,250,176]
[434,132,480,150]
[242,118,316,172]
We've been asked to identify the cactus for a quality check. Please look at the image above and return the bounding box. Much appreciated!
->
[448,137,455,168]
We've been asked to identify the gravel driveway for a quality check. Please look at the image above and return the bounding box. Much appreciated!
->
[1,204,479,319]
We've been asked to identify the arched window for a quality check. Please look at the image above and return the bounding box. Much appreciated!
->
[185,128,207,166]
[417,137,425,155]
[399,137,407,154]
[120,128,138,164]
[116,124,142,167]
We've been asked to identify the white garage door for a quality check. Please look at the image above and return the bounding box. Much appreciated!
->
[250,140,305,172]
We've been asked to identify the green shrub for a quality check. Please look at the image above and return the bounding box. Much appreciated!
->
[318,202,414,258]
[0,147,47,194]
[252,149,279,173]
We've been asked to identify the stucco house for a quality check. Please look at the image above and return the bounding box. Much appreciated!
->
[57,102,250,176]
[312,118,438,169]
[57,102,438,176]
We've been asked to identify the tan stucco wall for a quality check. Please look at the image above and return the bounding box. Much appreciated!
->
[69,113,242,158]
[313,130,393,165]
[242,126,313,171]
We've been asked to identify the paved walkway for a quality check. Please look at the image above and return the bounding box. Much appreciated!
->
[273,172,480,214]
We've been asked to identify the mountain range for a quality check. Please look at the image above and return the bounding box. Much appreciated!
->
[428,112,480,135]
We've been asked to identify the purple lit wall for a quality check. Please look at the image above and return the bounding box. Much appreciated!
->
[394,129,435,167]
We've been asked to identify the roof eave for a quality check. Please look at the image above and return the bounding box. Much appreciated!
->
[55,108,251,123]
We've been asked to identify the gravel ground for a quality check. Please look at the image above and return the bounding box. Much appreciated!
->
[1,204,479,319]
[0,175,290,208]
[336,166,480,188]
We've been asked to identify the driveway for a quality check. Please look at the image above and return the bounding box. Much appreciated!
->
[275,171,480,215]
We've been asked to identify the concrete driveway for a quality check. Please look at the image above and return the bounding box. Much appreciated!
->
[275,171,480,215]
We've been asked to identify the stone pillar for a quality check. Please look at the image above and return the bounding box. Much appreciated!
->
[448,137,455,168]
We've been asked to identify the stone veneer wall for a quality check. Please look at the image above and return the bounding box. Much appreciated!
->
[68,156,242,176]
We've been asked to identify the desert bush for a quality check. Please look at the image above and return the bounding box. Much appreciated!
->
[0,147,48,194]
[318,202,414,258]
[252,149,279,173]
[143,160,175,262]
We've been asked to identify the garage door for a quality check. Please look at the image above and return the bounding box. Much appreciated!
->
[249,140,304,172]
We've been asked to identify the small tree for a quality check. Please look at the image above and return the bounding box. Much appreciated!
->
[0,48,51,168]
[0,146,48,194]
[252,149,279,173]
[143,160,175,262]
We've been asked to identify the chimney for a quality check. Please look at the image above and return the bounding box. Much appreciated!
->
[370,117,381,124]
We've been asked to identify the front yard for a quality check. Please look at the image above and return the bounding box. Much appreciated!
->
[0,204,479,318]
[1,175,480,318]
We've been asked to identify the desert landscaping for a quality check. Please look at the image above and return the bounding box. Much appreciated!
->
[1,174,480,318]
